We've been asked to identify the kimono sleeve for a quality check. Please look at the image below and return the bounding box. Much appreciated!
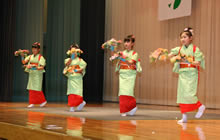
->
[79,59,87,70]
[194,47,205,69]
[170,47,181,56]
[24,55,31,62]
[131,52,138,62]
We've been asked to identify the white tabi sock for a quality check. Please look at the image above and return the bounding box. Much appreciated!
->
[127,107,137,116]
[195,105,206,118]
[27,104,34,108]
[69,107,75,112]
[121,113,127,117]
[178,113,187,123]
[76,101,86,111]
[40,101,47,107]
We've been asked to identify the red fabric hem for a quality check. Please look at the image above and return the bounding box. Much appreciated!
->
[119,95,136,113]
[179,101,202,113]
[29,90,46,104]
[68,94,83,107]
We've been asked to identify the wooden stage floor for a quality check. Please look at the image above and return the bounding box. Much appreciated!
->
[0,102,220,140]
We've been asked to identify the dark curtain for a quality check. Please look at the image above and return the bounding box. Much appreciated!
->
[12,0,44,101]
[45,0,81,102]
[0,0,16,101]
[80,0,105,103]
[1,0,105,103]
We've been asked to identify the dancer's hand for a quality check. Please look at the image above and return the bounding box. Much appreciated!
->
[20,52,25,57]
[37,66,44,70]
[26,65,32,69]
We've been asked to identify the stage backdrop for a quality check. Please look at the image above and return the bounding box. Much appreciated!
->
[45,0,81,102]
[12,0,44,101]
[0,0,16,101]
[45,0,105,103]
[10,0,105,103]
[104,0,220,109]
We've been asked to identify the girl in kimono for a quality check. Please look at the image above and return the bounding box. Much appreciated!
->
[115,35,142,117]
[21,42,47,108]
[63,44,87,112]
[168,28,205,123]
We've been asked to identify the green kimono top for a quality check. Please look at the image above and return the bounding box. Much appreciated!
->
[115,50,142,73]
[116,50,142,97]
[24,54,46,91]
[64,57,87,96]
[170,44,205,73]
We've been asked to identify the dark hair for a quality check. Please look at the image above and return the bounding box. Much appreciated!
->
[32,42,40,49]
[69,43,79,50]
[124,34,135,43]
[180,27,193,37]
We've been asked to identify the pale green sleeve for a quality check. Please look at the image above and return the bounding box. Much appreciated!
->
[170,47,181,73]
[170,47,181,55]
[79,59,87,76]
[136,60,142,72]
[79,59,87,70]
[131,52,138,61]
[64,58,70,65]
[24,55,31,62]
[39,56,46,66]
[132,52,142,72]
[194,47,204,61]
[63,58,69,76]
[115,61,120,72]
[194,47,205,69]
